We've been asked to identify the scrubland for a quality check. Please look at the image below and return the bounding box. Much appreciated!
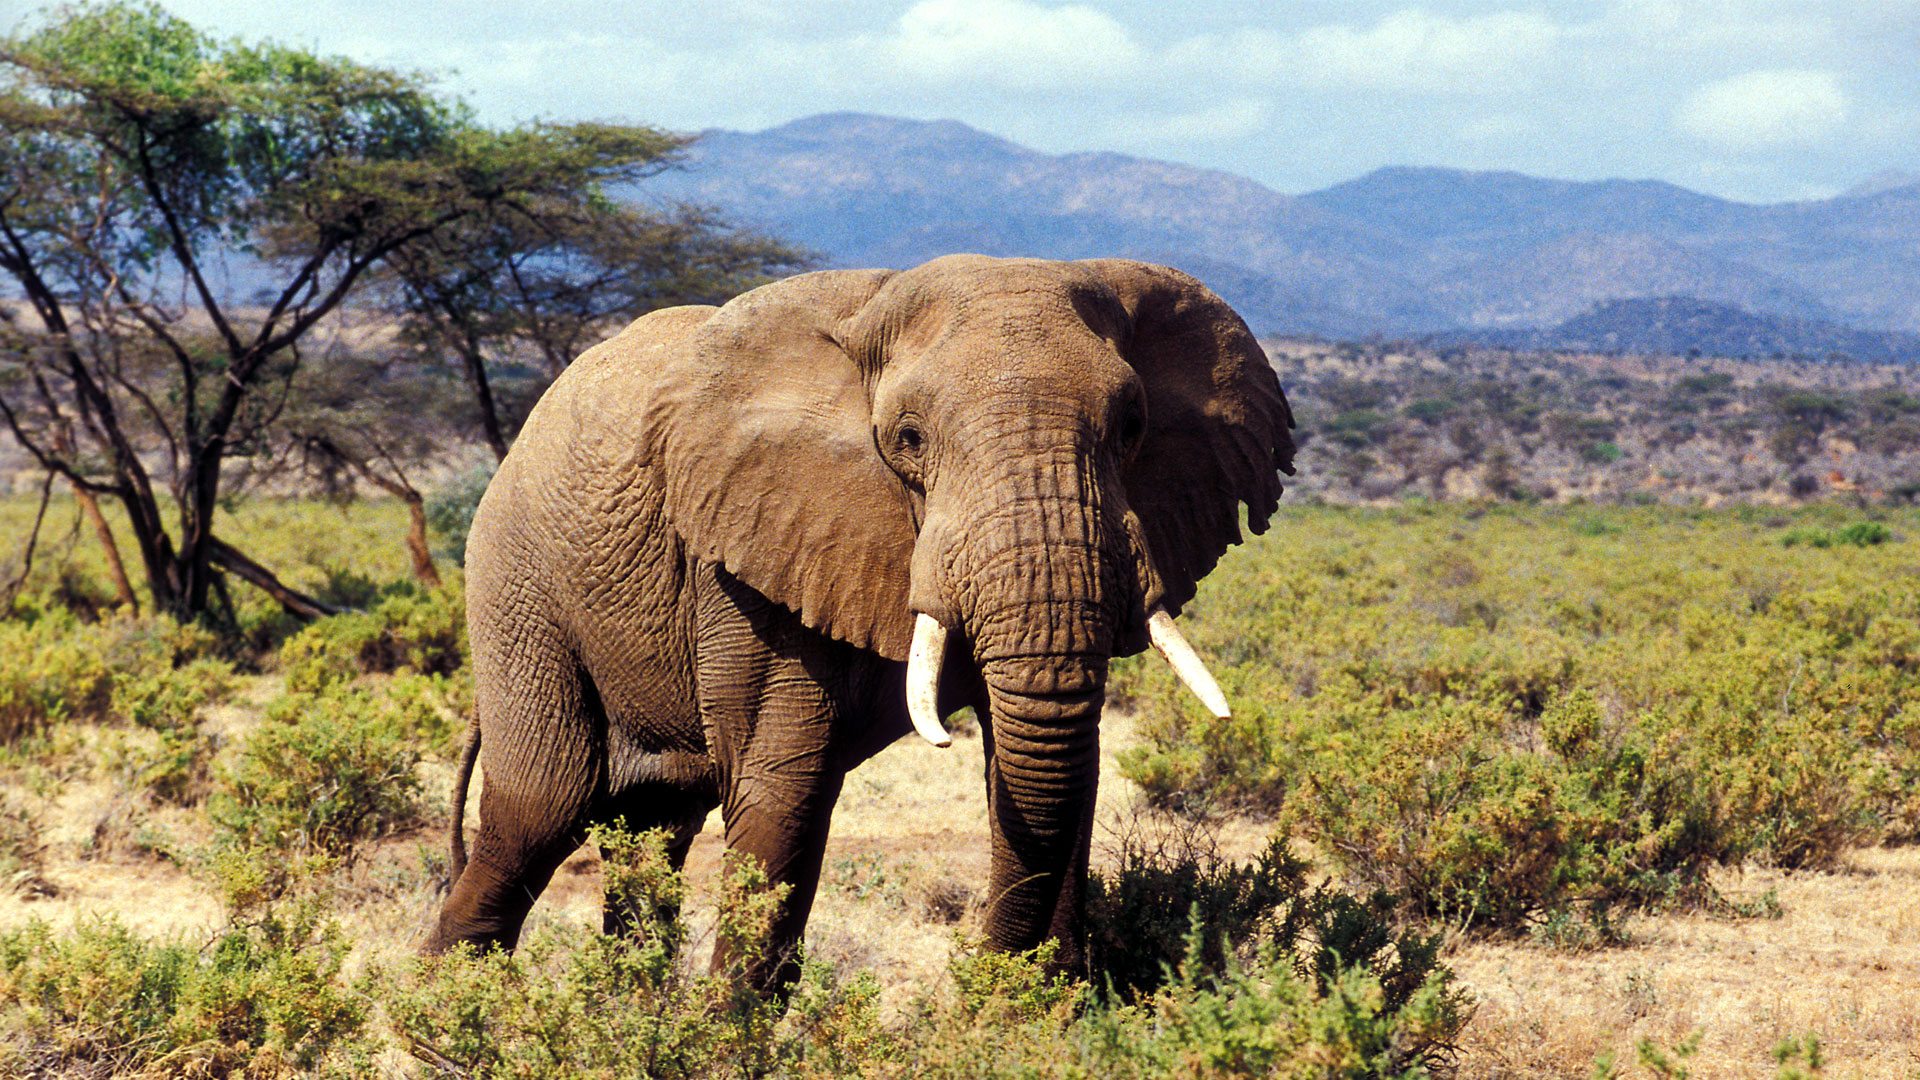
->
[1277,340,1920,506]
[0,496,1916,1077]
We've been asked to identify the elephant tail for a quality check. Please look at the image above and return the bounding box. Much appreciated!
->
[448,720,481,884]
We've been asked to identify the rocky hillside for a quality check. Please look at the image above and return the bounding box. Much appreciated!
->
[1434,297,1920,364]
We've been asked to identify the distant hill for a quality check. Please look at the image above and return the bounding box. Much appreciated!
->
[640,112,1445,339]
[642,113,1920,353]
[1431,296,1920,364]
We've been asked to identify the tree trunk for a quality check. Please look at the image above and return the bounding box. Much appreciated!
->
[457,340,509,462]
[403,492,443,586]
[73,484,137,611]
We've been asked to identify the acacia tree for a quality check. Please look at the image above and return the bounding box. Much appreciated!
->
[273,344,469,586]
[0,3,766,619]
[380,139,809,460]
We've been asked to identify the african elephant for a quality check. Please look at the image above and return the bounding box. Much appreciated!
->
[426,255,1294,982]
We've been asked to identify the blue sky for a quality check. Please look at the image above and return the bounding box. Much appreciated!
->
[10,1,1917,203]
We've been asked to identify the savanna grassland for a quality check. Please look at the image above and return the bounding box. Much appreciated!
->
[0,494,1916,1078]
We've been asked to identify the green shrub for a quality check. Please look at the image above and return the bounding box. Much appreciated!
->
[1086,821,1306,998]
[109,655,235,732]
[1835,521,1892,546]
[0,909,372,1077]
[1782,520,1894,548]
[1122,504,1918,932]
[389,825,850,1079]
[426,465,497,564]
[277,582,466,694]
[210,686,425,857]
[0,609,227,747]
[389,823,1468,1079]
[0,612,114,742]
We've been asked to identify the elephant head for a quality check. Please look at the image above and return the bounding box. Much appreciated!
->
[645,255,1294,965]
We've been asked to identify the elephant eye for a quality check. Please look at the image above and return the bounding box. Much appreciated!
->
[897,423,923,454]
[1117,402,1146,454]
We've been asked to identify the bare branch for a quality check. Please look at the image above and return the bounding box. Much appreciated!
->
[207,537,338,620]
[1,470,56,608]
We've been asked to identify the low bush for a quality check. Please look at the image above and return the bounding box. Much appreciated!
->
[277,582,466,694]
[389,825,845,1078]
[101,654,237,805]
[0,611,114,742]
[1120,505,1918,931]
[210,685,426,858]
[1781,521,1892,548]
[390,822,1467,1078]
[0,607,229,748]
[0,902,372,1077]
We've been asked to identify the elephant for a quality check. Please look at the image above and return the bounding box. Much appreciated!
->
[425,254,1295,983]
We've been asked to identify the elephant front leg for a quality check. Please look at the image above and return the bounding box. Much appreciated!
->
[715,754,845,991]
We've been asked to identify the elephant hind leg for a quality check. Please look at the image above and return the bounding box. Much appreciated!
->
[426,649,601,955]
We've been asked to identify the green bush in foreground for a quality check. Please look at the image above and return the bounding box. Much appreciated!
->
[0,902,372,1077]
[389,825,1465,1079]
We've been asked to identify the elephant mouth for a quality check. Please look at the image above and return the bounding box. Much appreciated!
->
[903,605,1229,747]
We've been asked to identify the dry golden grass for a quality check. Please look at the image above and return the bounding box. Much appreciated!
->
[1456,847,1920,1077]
[3,695,1917,1077]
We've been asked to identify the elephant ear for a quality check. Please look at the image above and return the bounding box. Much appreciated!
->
[644,268,919,659]
[1081,259,1295,618]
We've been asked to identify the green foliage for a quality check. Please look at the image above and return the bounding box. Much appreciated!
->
[426,465,497,564]
[1581,441,1624,464]
[0,607,226,747]
[0,611,113,741]
[1083,821,1465,1070]
[387,822,1464,1078]
[1781,521,1892,548]
[388,825,837,1079]
[1772,1033,1825,1079]
[109,655,234,733]
[277,581,466,694]
[0,907,372,1077]
[1120,505,1920,930]
[949,939,1084,1023]
[210,684,425,857]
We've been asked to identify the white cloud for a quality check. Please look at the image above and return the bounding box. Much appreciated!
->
[1288,8,1563,92]
[1675,69,1850,150]
[1117,99,1271,145]
[883,0,1141,91]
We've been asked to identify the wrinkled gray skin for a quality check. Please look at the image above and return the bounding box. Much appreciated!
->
[426,255,1294,984]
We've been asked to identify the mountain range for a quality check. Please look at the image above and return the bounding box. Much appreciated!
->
[639,113,1920,359]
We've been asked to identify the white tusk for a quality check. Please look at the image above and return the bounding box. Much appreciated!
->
[906,613,953,747]
[1147,608,1231,719]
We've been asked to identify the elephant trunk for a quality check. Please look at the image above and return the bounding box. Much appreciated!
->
[949,444,1121,968]
[975,650,1105,964]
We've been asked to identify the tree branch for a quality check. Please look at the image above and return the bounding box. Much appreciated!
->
[1,470,55,608]
[206,538,338,619]
[132,134,243,358]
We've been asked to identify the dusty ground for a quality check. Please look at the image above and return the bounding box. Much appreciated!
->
[3,706,1917,1077]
